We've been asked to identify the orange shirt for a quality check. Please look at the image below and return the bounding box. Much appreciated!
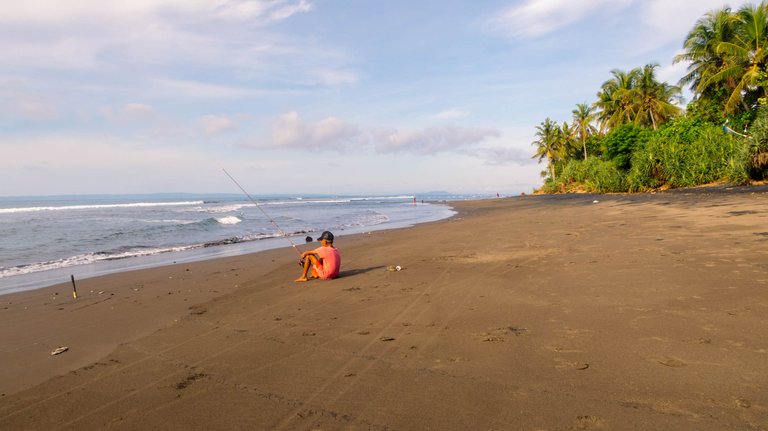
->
[314,245,341,279]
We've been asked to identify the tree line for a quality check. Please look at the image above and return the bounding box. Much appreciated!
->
[532,1,768,193]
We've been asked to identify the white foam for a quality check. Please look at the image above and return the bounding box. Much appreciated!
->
[141,219,197,225]
[190,203,253,213]
[349,195,414,201]
[0,200,205,214]
[342,212,389,228]
[0,245,201,278]
[216,216,242,225]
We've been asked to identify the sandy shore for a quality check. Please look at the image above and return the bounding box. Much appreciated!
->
[1,187,767,430]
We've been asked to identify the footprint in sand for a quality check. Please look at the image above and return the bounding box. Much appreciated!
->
[657,356,686,367]
[478,326,528,342]
[570,415,607,430]
[734,398,751,408]
[547,346,585,353]
[188,305,207,315]
[560,328,595,338]
[554,358,590,371]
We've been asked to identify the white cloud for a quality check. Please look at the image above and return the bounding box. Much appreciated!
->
[482,146,534,166]
[270,111,362,151]
[151,79,264,99]
[0,133,219,195]
[101,103,157,123]
[0,82,57,120]
[123,103,154,117]
[310,69,360,86]
[639,0,731,45]
[657,57,689,84]
[213,0,271,20]
[271,0,314,20]
[256,111,501,157]
[371,125,500,155]
[200,115,238,136]
[487,0,633,38]
[429,109,470,121]
[0,0,328,84]
[0,1,309,24]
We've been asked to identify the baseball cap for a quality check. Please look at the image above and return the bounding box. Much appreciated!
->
[317,231,334,242]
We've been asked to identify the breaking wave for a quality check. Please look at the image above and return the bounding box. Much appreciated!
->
[0,201,205,214]
[0,228,313,279]
[215,216,242,225]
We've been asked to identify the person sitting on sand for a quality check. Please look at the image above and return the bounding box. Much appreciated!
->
[295,231,341,282]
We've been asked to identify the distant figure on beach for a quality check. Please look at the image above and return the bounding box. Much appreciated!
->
[295,231,341,282]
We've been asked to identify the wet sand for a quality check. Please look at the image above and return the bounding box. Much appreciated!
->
[1,187,767,430]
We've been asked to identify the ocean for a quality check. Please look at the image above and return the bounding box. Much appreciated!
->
[0,193,480,294]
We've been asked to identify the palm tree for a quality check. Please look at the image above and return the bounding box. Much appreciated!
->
[532,118,561,180]
[674,7,736,100]
[572,103,597,158]
[560,121,581,160]
[594,68,640,132]
[595,65,682,132]
[634,64,683,130]
[711,2,768,113]
[680,3,768,114]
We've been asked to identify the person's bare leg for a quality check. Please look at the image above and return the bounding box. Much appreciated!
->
[295,255,320,282]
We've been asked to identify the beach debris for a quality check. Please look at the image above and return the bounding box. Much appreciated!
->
[592,200,599,204]
[51,346,69,356]
[379,336,395,342]
[385,265,402,272]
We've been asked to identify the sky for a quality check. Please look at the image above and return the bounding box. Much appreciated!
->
[0,0,737,196]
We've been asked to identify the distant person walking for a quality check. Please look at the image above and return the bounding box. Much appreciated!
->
[295,231,341,282]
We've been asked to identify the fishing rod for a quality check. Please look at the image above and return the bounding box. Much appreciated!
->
[221,168,304,258]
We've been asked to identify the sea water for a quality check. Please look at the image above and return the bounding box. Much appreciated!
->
[0,193,479,294]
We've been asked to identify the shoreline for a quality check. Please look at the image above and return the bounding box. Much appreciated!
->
[1,190,766,429]
[1,200,457,296]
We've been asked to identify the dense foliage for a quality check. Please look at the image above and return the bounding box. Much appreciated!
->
[532,1,768,193]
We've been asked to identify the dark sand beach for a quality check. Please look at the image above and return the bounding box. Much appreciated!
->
[1,188,767,430]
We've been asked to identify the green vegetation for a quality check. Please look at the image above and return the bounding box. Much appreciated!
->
[532,2,768,193]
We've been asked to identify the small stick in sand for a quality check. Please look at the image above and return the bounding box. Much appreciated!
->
[70,275,78,299]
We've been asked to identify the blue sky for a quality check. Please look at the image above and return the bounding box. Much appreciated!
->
[1,0,733,196]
